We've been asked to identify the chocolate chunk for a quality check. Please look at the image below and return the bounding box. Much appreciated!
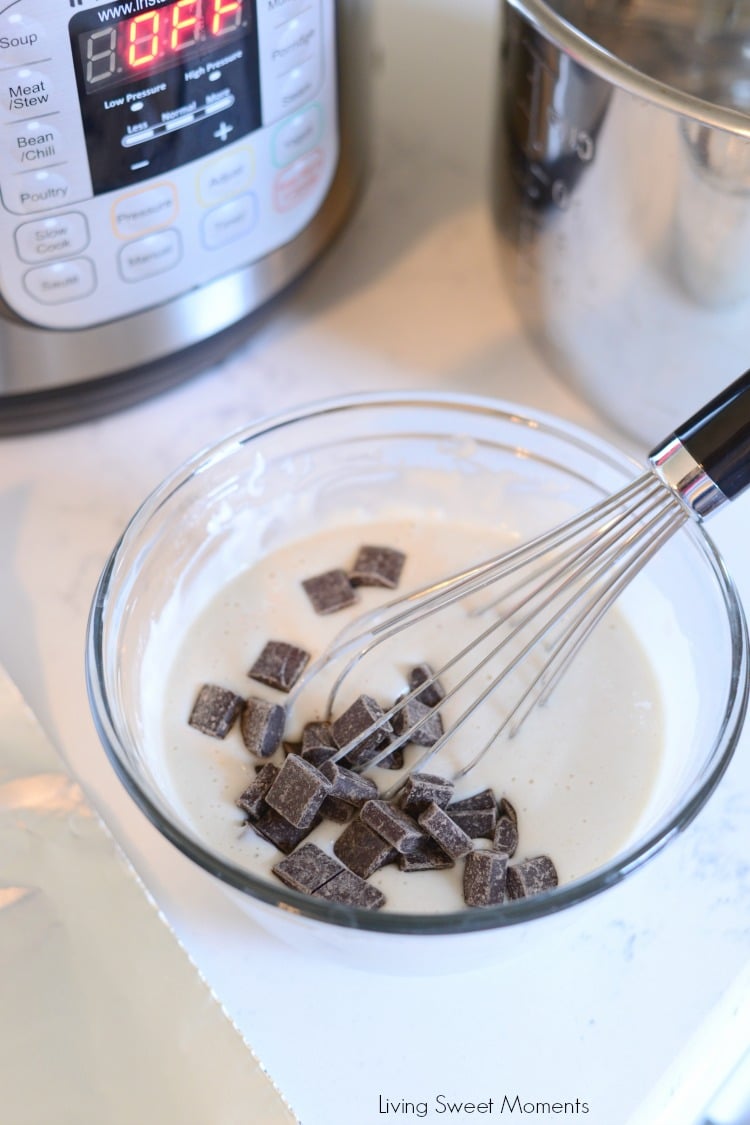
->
[393,695,444,747]
[360,800,425,855]
[320,761,379,805]
[378,746,404,770]
[449,788,497,813]
[236,763,280,821]
[248,640,310,693]
[463,850,508,907]
[320,795,354,824]
[408,663,446,708]
[188,684,243,738]
[447,807,498,839]
[314,869,386,910]
[300,721,337,767]
[418,802,473,860]
[319,760,379,807]
[349,545,406,589]
[240,697,286,758]
[506,856,558,899]
[499,797,518,827]
[331,694,393,768]
[252,808,314,854]
[399,773,454,815]
[302,568,357,615]
[265,754,332,829]
[272,843,345,893]
[333,818,398,878]
[398,838,456,872]
[492,815,519,857]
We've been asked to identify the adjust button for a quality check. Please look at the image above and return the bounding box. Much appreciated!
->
[23,258,95,304]
[118,229,182,281]
[201,192,258,249]
[0,12,46,67]
[15,212,89,263]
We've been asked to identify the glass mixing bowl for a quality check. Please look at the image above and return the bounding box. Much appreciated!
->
[86,392,749,969]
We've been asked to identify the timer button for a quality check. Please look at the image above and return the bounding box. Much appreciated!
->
[197,147,254,207]
[111,183,178,239]
[15,212,89,264]
[118,229,182,282]
[6,119,63,170]
[23,257,96,304]
[201,192,258,249]
[3,169,71,214]
[0,13,46,67]
[272,104,322,167]
[270,10,319,78]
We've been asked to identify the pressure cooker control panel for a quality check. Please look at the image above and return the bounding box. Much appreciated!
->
[0,0,338,329]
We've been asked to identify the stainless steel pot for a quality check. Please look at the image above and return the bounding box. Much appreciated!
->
[492,0,750,444]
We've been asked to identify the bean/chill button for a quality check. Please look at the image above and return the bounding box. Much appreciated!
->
[6,118,63,168]
[111,183,177,238]
[272,104,321,167]
[118,229,182,281]
[201,192,258,248]
[0,13,46,67]
[23,257,95,304]
[15,212,89,263]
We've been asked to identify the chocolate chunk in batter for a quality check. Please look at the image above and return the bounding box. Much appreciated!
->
[492,815,519,858]
[499,796,518,826]
[398,837,456,872]
[240,697,286,759]
[399,773,455,815]
[331,694,393,767]
[448,788,497,813]
[407,663,446,708]
[265,754,332,829]
[333,818,398,879]
[300,721,337,767]
[318,760,379,807]
[252,808,316,854]
[506,856,558,899]
[447,807,498,840]
[392,695,444,746]
[463,850,508,907]
[272,843,345,894]
[314,868,386,910]
[349,545,406,589]
[320,795,355,824]
[360,799,425,855]
[188,684,244,738]
[418,801,473,860]
[236,762,280,821]
[302,568,357,615]
[248,640,310,693]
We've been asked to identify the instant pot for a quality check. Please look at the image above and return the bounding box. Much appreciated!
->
[0,0,371,431]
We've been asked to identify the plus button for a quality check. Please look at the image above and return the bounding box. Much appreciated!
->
[213,121,234,143]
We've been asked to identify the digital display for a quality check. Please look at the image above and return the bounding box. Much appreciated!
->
[76,0,249,93]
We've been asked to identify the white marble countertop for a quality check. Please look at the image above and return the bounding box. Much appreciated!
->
[1,1,749,1122]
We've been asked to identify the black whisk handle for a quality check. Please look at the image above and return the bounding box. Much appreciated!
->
[651,369,750,506]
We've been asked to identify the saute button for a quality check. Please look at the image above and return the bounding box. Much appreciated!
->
[118,229,182,281]
[0,12,46,67]
[15,212,89,263]
[23,257,95,304]
[201,192,258,248]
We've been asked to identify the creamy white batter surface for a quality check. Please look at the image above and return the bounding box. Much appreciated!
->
[150,514,665,914]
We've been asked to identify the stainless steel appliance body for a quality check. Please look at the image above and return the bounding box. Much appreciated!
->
[492,0,750,444]
[0,0,370,430]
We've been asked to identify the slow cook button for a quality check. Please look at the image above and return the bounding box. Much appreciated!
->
[272,104,321,168]
[270,10,319,78]
[6,118,63,169]
[118,229,182,281]
[3,67,53,115]
[0,12,46,67]
[4,168,70,214]
[111,183,177,239]
[197,146,254,207]
[23,257,95,304]
[15,212,89,263]
[201,192,258,249]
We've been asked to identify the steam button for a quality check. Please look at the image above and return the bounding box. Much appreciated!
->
[278,57,321,112]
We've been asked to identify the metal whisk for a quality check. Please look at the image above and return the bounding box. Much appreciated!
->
[290,372,750,787]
